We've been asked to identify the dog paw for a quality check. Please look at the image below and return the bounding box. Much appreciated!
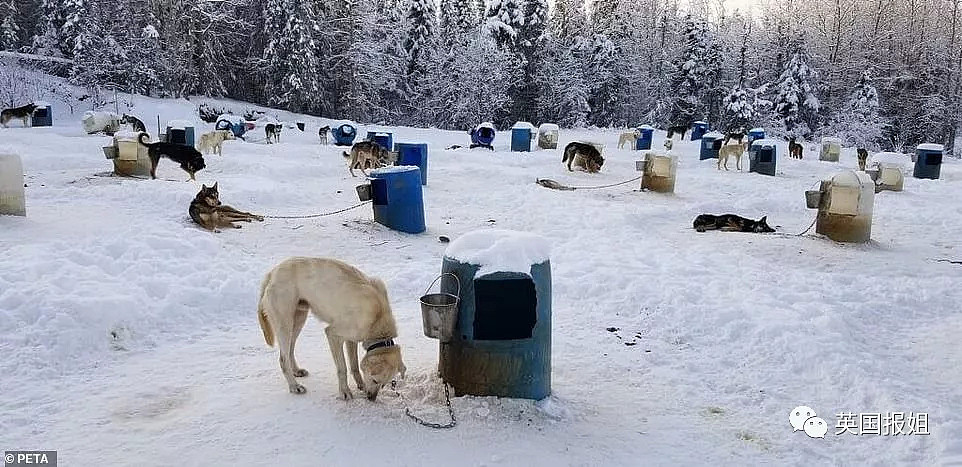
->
[233,224,243,229]
[338,388,354,400]
[289,383,307,394]
[293,368,309,377]
[356,382,366,391]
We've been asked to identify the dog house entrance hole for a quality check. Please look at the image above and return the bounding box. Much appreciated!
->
[473,277,537,340]
[926,153,943,165]
[34,108,49,118]
[760,149,774,162]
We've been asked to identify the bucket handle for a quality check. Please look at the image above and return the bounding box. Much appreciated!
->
[424,272,460,299]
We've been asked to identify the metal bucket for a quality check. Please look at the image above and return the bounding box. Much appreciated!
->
[420,273,460,342]
[805,190,822,209]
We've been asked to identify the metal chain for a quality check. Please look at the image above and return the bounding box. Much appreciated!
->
[263,201,371,219]
[391,379,457,429]
[537,175,642,191]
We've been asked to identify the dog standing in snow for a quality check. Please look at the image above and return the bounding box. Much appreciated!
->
[344,141,396,176]
[717,142,747,171]
[1,103,37,127]
[857,148,870,171]
[257,257,406,400]
[265,123,282,144]
[318,125,330,144]
[196,129,235,156]
[618,129,641,149]
[562,141,605,173]
[788,137,804,159]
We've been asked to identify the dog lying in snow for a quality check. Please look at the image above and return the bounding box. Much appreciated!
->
[196,129,235,156]
[693,214,775,233]
[618,129,641,149]
[257,257,406,400]
[189,182,263,232]
[717,142,747,171]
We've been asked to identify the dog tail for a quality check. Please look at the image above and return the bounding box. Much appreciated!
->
[342,151,350,159]
[138,132,151,147]
[257,275,275,347]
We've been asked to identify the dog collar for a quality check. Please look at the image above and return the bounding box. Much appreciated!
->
[364,339,395,352]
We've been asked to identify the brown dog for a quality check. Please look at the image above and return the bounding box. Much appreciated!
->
[788,138,803,159]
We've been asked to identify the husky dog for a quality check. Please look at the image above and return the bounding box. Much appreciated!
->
[1,103,37,128]
[562,142,605,173]
[137,133,206,180]
[693,214,775,233]
[318,125,330,144]
[788,137,804,159]
[196,129,235,156]
[257,257,407,400]
[265,123,282,144]
[724,129,746,145]
[666,125,688,140]
[857,148,869,171]
[121,114,147,133]
[717,142,747,171]
[189,182,264,232]
[343,141,396,176]
[664,139,674,151]
[618,129,641,149]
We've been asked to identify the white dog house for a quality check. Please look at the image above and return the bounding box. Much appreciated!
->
[806,171,874,243]
[0,153,26,216]
[637,152,677,193]
[820,137,842,162]
[869,163,904,192]
[103,131,152,177]
[537,123,559,149]
[82,111,122,135]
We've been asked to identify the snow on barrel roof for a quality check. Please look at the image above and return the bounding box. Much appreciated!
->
[368,165,419,175]
[917,143,944,152]
[167,120,192,129]
[539,123,559,131]
[704,131,725,138]
[512,121,534,129]
[749,127,764,132]
[751,138,777,147]
[33,100,50,107]
[821,136,842,143]
[478,122,495,130]
[445,229,551,276]
[638,124,654,130]
[217,114,243,123]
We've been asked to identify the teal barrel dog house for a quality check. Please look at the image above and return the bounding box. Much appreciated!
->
[436,229,552,400]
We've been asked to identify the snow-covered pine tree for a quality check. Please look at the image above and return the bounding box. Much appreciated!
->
[664,15,722,127]
[31,0,63,58]
[509,0,548,122]
[264,0,322,112]
[722,85,755,131]
[825,70,884,150]
[772,44,820,137]
[0,0,21,51]
[402,0,437,77]
[485,0,523,49]
[60,0,89,58]
[441,0,478,39]
[535,34,589,127]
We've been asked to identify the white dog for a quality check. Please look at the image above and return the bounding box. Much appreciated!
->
[664,139,673,152]
[196,129,235,156]
[717,142,747,171]
[618,129,641,149]
[257,257,406,400]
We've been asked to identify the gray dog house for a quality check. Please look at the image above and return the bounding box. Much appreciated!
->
[437,229,552,400]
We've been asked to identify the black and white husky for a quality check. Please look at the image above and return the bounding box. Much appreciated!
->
[1,103,37,128]
[693,214,775,233]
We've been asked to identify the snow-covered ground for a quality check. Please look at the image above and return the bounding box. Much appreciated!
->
[2,89,961,466]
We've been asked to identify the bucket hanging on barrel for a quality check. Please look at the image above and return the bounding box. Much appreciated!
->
[420,273,461,342]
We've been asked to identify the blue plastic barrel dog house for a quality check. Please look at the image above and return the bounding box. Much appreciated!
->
[914,144,943,180]
[699,132,724,160]
[511,122,534,152]
[438,229,552,400]
[367,166,425,234]
[333,123,357,146]
[636,125,654,150]
[366,131,394,152]
[691,121,710,140]
[471,123,496,149]
[750,139,777,176]
[748,128,765,145]
[395,142,428,185]
[215,114,246,138]
[31,102,52,127]
[165,120,195,146]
